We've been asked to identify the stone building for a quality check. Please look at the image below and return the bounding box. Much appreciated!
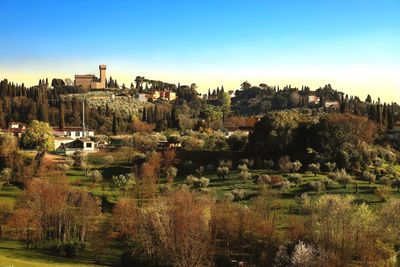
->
[75,65,106,89]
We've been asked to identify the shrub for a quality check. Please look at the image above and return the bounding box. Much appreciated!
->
[391,178,400,191]
[292,160,303,172]
[237,164,248,172]
[231,188,245,200]
[216,166,230,181]
[308,163,320,176]
[325,162,337,172]
[288,173,303,187]
[386,165,395,177]
[186,175,209,189]
[362,171,376,184]
[239,171,252,180]
[270,175,285,185]
[64,242,80,258]
[307,181,325,193]
[222,192,235,202]
[323,179,335,189]
[279,180,291,191]
[263,159,274,170]
[199,177,210,188]
[380,176,392,187]
[205,164,214,172]
[373,157,384,168]
[257,174,272,185]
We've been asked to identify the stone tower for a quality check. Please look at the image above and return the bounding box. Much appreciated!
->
[99,64,106,88]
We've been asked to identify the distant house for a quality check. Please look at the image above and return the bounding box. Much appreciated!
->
[150,90,177,101]
[54,137,75,151]
[53,127,94,139]
[2,122,26,139]
[308,95,320,105]
[54,137,96,155]
[157,139,181,150]
[324,101,340,109]
[221,126,250,138]
[137,93,149,102]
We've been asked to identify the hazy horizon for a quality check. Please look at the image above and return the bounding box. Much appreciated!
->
[1,0,399,102]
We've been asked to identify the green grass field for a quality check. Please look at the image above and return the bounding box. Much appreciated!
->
[0,241,96,267]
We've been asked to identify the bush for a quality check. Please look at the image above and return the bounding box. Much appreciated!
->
[257,174,272,185]
[64,242,80,258]
[270,175,285,185]
[308,163,320,176]
[362,171,376,184]
[279,180,291,191]
[307,181,325,193]
[237,164,248,172]
[231,188,245,200]
[288,173,303,187]
[380,176,392,187]
[186,175,209,189]
[373,157,384,168]
[263,159,275,170]
[330,169,353,187]
[240,171,252,180]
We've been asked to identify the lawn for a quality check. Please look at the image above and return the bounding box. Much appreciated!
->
[0,185,22,207]
[0,241,96,267]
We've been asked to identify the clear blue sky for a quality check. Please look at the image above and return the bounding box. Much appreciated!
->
[1,0,399,102]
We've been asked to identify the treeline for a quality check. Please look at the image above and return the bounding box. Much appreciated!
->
[232,82,399,127]
[141,104,179,131]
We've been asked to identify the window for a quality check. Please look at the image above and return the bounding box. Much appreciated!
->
[86,143,92,148]
[76,131,80,136]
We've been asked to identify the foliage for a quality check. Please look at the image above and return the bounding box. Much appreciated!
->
[22,120,54,151]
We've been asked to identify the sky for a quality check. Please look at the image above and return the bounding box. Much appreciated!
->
[0,0,399,102]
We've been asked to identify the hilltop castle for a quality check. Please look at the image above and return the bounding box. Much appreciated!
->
[75,65,106,89]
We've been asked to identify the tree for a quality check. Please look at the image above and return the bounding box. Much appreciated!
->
[217,166,230,181]
[0,168,12,185]
[5,208,40,249]
[22,120,54,151]
[166,166,177,183]
[135,190,211,266]
[392,178,400,192]
[278,156,292,173]
[240,81,251,90]
[89,170,103,185]
[0,203,12,237]
[325,162,337,173]
[288,173,303,187]
[308,163,320,176]
[59,101,65,130]
[362,171,376,184]
[72,151,85,168]
[112,173,136,195]
[0,133,18,165]
[112,113,117,135]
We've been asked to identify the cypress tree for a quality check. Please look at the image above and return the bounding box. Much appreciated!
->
[112,113,117,135]
[59,101,65,130]
[142,107,147,122]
